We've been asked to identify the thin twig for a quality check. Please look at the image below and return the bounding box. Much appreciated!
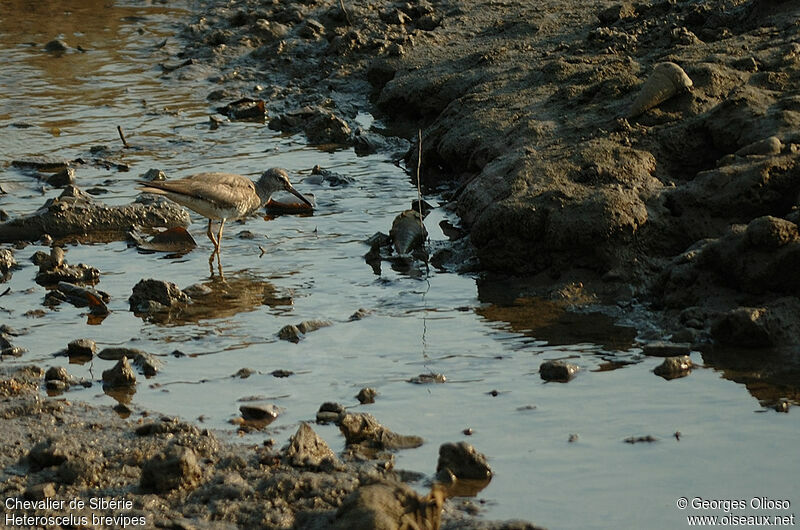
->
[117,125,129,148]
[415,130,428,261]
[339,0,352,26]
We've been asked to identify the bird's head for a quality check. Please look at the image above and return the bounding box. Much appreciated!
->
[256,168,313,208]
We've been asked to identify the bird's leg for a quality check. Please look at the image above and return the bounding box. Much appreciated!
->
[216,219,226,253]
[206,219,219,250]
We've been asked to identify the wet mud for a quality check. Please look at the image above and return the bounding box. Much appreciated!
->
[3,0,800,528]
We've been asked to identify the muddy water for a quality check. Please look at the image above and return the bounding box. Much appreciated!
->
[1,2,798,528]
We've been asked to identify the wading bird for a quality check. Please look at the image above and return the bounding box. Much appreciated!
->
[138,168,312,255]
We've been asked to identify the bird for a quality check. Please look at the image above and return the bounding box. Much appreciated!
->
[138,168,312,254]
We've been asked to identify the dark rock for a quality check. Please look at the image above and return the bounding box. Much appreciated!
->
[624,435,657,444]
[390,210,427,255]
[34,247,99,286]
[141,168,167,182]
[44,39,69,53]
[45,366,70,383]
[102,357,137,388]
[711,307,772,347]
[97,347,161,376]
[348,308,371,321]
[239,403,280,423]
[278,324,302,343]
[129,278,189,313]
[0,187,190,243]
[338,412,423,450]
[436,442,492,480]
[745,216,799,249]
[49,282,110,315]
[67,338,96,358]
[356,387,377,404]
[316,402,345,424]
[408,373,446,384]
[278,319,332,342]
[140,444,202,493]
[539,360,579,382]
[641,341,691,357]
[283,422,338,469]
[653,355,694,379]
[45,167,75,187]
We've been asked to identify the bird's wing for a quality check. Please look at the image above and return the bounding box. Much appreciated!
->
[138,172,256,208]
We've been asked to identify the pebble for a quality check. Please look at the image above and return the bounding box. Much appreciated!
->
[356,387,377,404]
[102,357,137,388]
[436,442,492,480]
[539,360,579,382]
[654,355,693,379]
[67,338,96,358]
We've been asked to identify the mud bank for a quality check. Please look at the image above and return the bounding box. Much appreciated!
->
[170,0,800,347]
[0,366,539,529]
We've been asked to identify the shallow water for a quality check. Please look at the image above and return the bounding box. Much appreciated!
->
[1,2,798,528]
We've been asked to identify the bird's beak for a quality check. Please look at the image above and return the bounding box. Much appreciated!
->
[285,183,313,208]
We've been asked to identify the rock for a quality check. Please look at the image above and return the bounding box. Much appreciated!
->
[332,481,443,530]
[348,308,371,321]
[67,338,96,358]
[141,168,167,181]
[269,106,351,145]
[49,282,110,315]
[745,216,799,249]
[239,403,280,423]
[736,136,783,157]
[0,248,15,280]
[45,167,75,187]
[339,413,423,450]
[44,366,70,383]
[641,341,691,357]
[140,444,202,493]
[217,98,266,121]
[654,355,694,379]
[316,402,346,424]
[711,307,771,347]
[129,278,189,313]
[597,3,636,24]
[24,482,56,501]
[539,360,579,382]
[34,247,99,286]
[44,39,69,53]
[0,186,190,243]
[356,387,377,404]
[408,373,446,384]
[305,110,352,145]
[628,62,693,118]
[278,324,302,343]
[390,210,427,255]
[97,347,161,376]
[1,334,26,357]
[436,442,492,481]
[102,357,137,388]
[278,319,332,342]
[283,422,338,469]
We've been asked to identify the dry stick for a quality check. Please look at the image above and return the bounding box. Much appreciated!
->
[339,0,352,26]
[415,129,428,266]
[117,125,129,148]
[416,130,431,366]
